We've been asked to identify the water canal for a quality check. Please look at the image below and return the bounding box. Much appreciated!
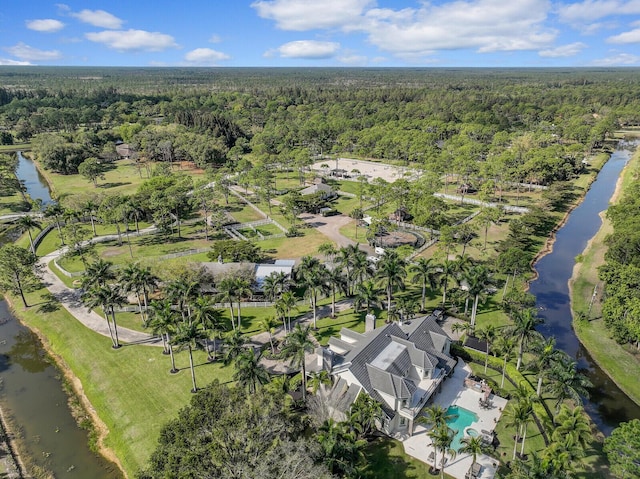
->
[528,140,640,434]
[15,151,53,207]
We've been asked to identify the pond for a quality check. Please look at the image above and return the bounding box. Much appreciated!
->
[528,140,640,434]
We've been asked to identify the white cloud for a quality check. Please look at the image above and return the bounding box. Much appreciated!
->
[0,58,32,65]
[556,0,640,23]
[539,42,587,57]
[209,34,222,43]
[86,30,178,52]
[26,19,65,33]
[71,9,123,29]
[354,0,555,55]
[607,28,640,43]
[252,0,373,30]
[592,52,640,64]
[273,40,340,59]
[184,48,230,65]
[4,42,62,61]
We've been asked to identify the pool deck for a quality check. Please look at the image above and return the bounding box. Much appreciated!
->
[402,360,508,479]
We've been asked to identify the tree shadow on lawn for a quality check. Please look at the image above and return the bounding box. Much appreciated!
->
[99,181,131,189]
[362,437,428,479]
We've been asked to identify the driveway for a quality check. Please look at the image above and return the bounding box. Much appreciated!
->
[299,212,373,254]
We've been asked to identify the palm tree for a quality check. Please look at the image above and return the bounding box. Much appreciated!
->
[409,257,439,312]
[436,257,454,307]
[81,284,123,349]
[222,329,246,365]
[165,278,200,323]
[325,266,346,318]
[81,197,100,237]
[216,276,238,328]
[275,290,297,333]
[317,418,365,477]
[546,358,592,411]
[428,424,457,479]
[191,296,225,361]
[508,307,543,371]
[308,370,333,394]
[528,336,563,396]
[543,435,585,476]
[234,348,270,393]
[459,435,488,468]
[147,299,179,372]
[118,263,146,324]
[376,250,407,318]
[44,202,65,245]
[347,394,383,439]
[477,324,497,374]
[420,404,454,430]
[552,405,592,450]
[258,316,279,355]
[337,244,362,295]
[17,215,41,256]
[353,280,380,313]
[295,256,328,329]
[504,399,533,459]
[495,335,516,388]
[464,264,493,329]
[281,324,315,401]
[262,270,290,301]
[81,258,115,289]
[232,277,252,330]
[172,321,207,393]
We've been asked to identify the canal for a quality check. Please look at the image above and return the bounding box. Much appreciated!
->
[0,152,121,478]
[529,140,640,434]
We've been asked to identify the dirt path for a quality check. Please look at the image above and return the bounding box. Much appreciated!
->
[299,212,373,253]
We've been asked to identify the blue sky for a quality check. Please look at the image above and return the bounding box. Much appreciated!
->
[0,0,639,67]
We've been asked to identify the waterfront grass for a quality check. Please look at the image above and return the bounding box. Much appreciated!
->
[11,286,235,477]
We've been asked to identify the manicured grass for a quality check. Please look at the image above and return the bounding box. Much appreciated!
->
[362,437,455,479]
[259,227,331,258]
[0,143,31,153]
[10,287,235,477]
[0,191,30,215]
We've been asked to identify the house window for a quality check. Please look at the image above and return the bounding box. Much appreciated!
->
[400,417,407,427]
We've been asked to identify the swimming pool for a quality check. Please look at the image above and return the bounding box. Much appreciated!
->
[445,405,479,451]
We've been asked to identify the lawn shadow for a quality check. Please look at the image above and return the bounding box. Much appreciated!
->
[362,437,426,479]
[99,181,131,189]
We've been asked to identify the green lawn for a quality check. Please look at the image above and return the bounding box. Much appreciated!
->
[10,287,235,477]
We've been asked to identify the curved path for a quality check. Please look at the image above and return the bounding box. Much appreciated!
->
[39,246,162,346]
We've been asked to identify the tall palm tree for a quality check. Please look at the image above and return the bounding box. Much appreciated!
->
[464,264,493,329]
[165,277,200,323]
[275,290,297,333]
[325,266,346,318]
[44,202,65,245]
[222,329,246,366]
[233,348,270,393]
[232,277,252,330]
[375,250,407,318]
[477,324,497,374]
[81,197,100,237]
[118,263,146,324]
[409,257,439,312]
[258,316,279,355]
[347,394,383,440]
[216,276,238,328]
[81,284,123,349]
[281,324,315,401]
[295,256,328,329]
[420,404,454,430]
[172,321,207,393]
[81,258,115,289]
[353,280,380,313]
[545,357,592,411]
[428,424,457,479]
[460,435,488,468]
[308,370,333,394]
[436,257,454,307]
[262,270,290,301]
[17,215,41,256]
[551,405,593,450]
[191,296,225,361]
[504,399,533,459]
[337,244,362,295]
[495,335,516,388]
[528,336,563,396]
[508,308,543,370]
[147,299,179,372]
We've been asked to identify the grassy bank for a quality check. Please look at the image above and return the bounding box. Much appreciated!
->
[570,146,640,407]
[6,287,235,477]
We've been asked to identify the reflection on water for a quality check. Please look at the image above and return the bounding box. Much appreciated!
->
[529,141,640,434]
[15,151,53,206]
[0,301,122,478]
